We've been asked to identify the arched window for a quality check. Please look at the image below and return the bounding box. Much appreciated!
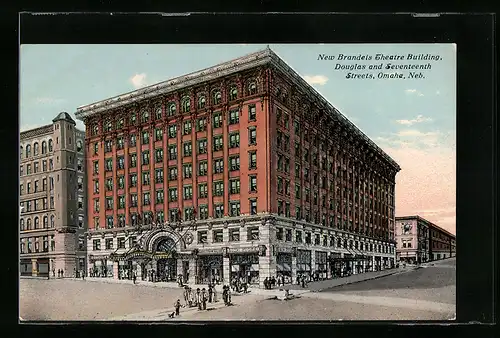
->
[129,113,137,125]
[25,144,31,158]
[248,82,257,95]
[41,141,47,154]
[181,97,190,113]
[229,87,238,101]
[76,140,83,152]
[105,120,112,132]
[155,106,162,120]
[20,219,24,231]
[198,96,206,109]
[27,218,32,230]
[43,216,48,228]
[168,103,176,116]
[34,217,40,229]
[141,110,149,123]
[20,146,23,160]
[213,90,222,105]
[34,143,39,156]
[92,124,99,136]
[48,139,53,152]
[50,215,55,228]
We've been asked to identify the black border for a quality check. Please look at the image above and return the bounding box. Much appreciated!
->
[9,11,496,335]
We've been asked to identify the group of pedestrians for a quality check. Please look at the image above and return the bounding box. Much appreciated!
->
[51,269,64,278]
[230,277,248,293]
[172,283,235,318]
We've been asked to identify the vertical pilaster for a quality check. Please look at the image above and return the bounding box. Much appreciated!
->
[188,258,196,284]
[31,258,38,277]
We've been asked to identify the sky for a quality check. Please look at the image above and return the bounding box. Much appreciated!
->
[20,44,456,234]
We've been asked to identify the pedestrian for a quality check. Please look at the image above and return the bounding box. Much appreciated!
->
[196,288,202,310]
[189,288,195,307]
[263,277,269,290]
[201,288,207,310]
[271,276,276,288]
[183,286,189,307]
[61,269,64,278]
[133,271,137,284]
[213,284,218,303]
[174,299,181,316]
[222,286,228,305]
[52,269,55,278]
[227,285,232,305]
[208,285,213,303]
[81,270,85,280]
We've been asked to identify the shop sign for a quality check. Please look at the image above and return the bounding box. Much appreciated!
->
[231,254,259,265]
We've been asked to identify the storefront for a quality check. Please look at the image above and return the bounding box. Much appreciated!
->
[20,259,32,276]
[37,258,49,277]
[344,254,354,274]
[156,257,176,281]
[297,249,312,281]
[314,251,328,280]
[197,255,223,284]
[328,253,342,278]
[276,252,292,282]
[230,253,259,285]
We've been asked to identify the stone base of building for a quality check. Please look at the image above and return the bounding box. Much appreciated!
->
[20,255,84,278]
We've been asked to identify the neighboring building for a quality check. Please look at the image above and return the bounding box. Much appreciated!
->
[75,47,400,288]
[395,215,456,263]
[19,113,87,277]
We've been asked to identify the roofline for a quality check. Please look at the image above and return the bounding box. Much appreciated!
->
[20,124,53,138]
[74,47,400,170]
[395,215,456,238]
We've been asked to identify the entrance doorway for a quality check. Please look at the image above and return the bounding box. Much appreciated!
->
[157,258,177,282]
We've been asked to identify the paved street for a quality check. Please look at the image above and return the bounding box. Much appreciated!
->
[20,258,455,321]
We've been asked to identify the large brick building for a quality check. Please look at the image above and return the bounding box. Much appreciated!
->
[75,47,400,287]
[19,113,87,277]
[395,215,456,264]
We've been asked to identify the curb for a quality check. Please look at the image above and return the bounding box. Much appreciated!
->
[313,269,414,292]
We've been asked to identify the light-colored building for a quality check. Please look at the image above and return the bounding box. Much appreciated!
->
[19,112,87,277]
[75,47,400,288]
[395,215,455,264]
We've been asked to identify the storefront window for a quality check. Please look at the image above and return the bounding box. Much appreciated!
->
[229,228,240,242]
[230,254,259,284]
[247,227,259,241]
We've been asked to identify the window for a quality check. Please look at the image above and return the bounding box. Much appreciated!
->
[214,204,224,218]
[118,237,126,249]
[129,113,137,126]
[130,174,138,187]
[230,228,240,242]
[105,238,113,250]
[213,91,222,105]
[105,140,112,153]
[296,230,303,243]
[213,181,224,196]
[183,185,193,200]
[249,175,257,192]
[248,127,257,145]
[117,118,124,129]
[117,156,125,170]
[105,178,113,191]
[93,198,100,212]
[105,197,113,210]
[249,199,257,215]
[130,134,137,147]
[198,183,208,198]
[230,179,240,194]
[198,96,206,109]
[183,164,192,179]
[168,103,177,116]
[229,132,240,148]
[229,87,238,101]
[156,190,164,204]
[105,158,113,172]
[155,169,164,183]
[249,151,257,169]
[26,164,31,175]
[197,117,207,131]
[142,151,150,165]
[105,120,112,132]
[197,139,207,154]
[76,159,82,172]
[130,194,138,207]
[168,125,177,138]
[155,148,163,163]
[93,161,99,174]
[34,217,40,229]
[248,227,259,241]
[213,158,224,174]
[230,201,241,217]
[181,97,190,113]
[93,239,101,251]
[248,104,256,121]
[198,161,208,176]
[199,205,208,220]
[34,143,39,156]
[213,135,223,151]
[34,162,39,173]
[78,196,83,209]
[183,120,192,135]
[143,192,151,205]
[229,156,240,171]
[169,188,178,202]
[117,176,125,189]
[168,167,178,180]
[118,195,125,209]
[142,171,151,185]
[34,180,39,193]
[198,231,208,244]
[183,142,192,157]
[168,145,177,160]
[213,112,222,128]
[229,109,239,124]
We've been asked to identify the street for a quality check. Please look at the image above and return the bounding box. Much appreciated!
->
[19,258,455,321]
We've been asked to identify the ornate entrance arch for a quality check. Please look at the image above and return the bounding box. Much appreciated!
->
[143,229,186,253]
[155,237,176,253]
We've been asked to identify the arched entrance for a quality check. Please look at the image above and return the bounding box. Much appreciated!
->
[155,237,177,282]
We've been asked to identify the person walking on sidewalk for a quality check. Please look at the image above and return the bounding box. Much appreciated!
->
[61,269,64,278]
[227,285,232,305]
[174,299,181,317]
[208,285,213,303]
[81,270,85,280]
[196,288,202,310]
[222,286,228,306]
[133,271,137,284]
[52,269,55,278]
[201,288,207,310]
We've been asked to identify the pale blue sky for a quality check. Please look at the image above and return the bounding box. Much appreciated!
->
[19,44,457,233]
